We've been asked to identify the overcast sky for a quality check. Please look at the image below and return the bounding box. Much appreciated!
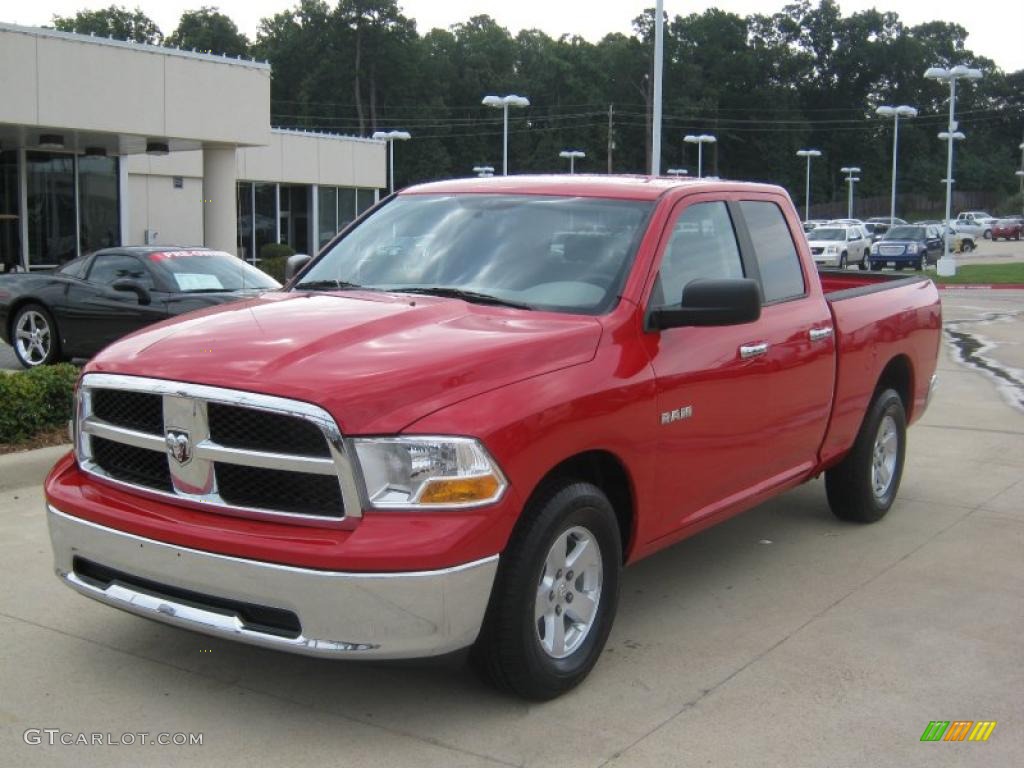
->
[4,0,1022,72]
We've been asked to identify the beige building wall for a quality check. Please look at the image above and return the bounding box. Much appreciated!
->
[236,130,386,188]
[0,24,270,151]
[127,172,204,249]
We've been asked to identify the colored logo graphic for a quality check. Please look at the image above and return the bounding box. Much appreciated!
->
[920,721,997,742]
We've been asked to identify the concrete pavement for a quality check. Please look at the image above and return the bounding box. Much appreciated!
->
[0,292,1022,767]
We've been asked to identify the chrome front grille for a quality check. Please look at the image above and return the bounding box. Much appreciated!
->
[75,374,362,527]
[879,245,905,256]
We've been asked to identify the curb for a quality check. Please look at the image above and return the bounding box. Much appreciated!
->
[936,284,1024,290]
[0,444,70,493]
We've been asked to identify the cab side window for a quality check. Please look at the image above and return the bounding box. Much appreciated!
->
[655,201,744,307]
[739,201,805,303]
[87,254,154,289]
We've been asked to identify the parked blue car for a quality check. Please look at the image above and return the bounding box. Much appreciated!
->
[868,225,944,271]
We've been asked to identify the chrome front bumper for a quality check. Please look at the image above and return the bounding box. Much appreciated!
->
[47,506,498,659]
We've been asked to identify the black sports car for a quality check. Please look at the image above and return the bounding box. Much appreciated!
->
[0,246,280,368]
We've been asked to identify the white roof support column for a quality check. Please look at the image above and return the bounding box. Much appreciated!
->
[202,146,238,256]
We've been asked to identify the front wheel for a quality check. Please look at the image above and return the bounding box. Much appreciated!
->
[473,481,621,700]
[826,388,907,523]
[11,303,61,368]
[983,229,992,240]
[839,252,847,269]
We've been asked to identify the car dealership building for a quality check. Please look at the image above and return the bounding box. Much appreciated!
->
[0,22,386,271]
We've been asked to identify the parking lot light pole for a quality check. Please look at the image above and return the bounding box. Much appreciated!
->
[925,65,982,277]
[371,130,411,194]
[684,134,716,178]
[875,105,917,223]
[840,166,861,219]
[1016,170,1024,217]
[796,149,822,223]
[482,95,530,176]
[558,150,586,174]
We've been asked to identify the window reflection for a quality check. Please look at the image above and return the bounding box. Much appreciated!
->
[27,152,76,266]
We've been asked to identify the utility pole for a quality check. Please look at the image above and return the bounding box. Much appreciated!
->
[607,104,614,174]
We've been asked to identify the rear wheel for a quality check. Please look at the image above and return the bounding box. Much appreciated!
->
[983,229,992,240]
[473,481,621,700]
[826,388,906,523]
[11,303,61,368]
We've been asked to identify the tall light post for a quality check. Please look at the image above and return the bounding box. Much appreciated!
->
[684,134,716,178]
[482,94,530,176]
[841,166,861,219]
[371,130,411,194]
[472,165,495,178]
[924,65,982,276]
[875,105,917,223]
[559,150,586,174]
[796,149,822,222]
[666,168,688,177]
[1017,141,1024,217]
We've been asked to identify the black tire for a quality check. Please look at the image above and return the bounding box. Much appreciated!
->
[10,303,61,368]
[472,480,622,700]
[825,388,907,523]
[839,252,847,269]
[870,262,882,271]
[859,252,869,271]
[983,229,992,240]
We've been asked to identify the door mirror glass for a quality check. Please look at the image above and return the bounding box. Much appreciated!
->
[649,278,761,330]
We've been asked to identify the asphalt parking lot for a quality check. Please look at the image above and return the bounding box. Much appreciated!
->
[1,292,1022,767]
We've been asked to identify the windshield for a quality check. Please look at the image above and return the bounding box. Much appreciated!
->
[293,194,653,314]
[884,226,923,240]
[150,250,281,292]
[810,228,846,241]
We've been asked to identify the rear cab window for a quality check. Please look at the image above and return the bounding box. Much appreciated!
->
[738,201,806,303]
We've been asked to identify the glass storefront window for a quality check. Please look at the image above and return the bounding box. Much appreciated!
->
[318,186,338,248]
[0,151,19,272]
[356,188,375,216]
[339,188,356,228]
[254,183,276,262]
[78,155,119,256]
[26,152,77,266]
[281,184,310,255]
[237,181,253,262]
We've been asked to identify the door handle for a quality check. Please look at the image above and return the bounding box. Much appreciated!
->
[739,342,769,359]
[809,327,834,342]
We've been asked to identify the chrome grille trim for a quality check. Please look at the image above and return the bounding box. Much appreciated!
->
[75,373,362,528]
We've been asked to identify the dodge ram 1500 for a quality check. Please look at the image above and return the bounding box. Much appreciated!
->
[45,176,941,699]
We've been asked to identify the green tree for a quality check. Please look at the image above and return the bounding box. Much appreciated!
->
[52,5,162,44]
[168,7,250,57]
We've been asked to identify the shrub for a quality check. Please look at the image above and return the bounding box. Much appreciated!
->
[258,243,295,284]
[0,364,79,444]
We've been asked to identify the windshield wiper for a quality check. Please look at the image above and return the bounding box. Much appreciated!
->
[293,279,365,291]
[394,286,533,310]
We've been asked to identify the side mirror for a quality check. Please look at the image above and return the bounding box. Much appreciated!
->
[111,278,151,306]
[649,278,761,330]
[285,253,312,281]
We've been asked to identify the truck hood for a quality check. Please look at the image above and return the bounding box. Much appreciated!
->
[87,291,603,434]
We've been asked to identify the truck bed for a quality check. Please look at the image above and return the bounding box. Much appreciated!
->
[816,269,942,467]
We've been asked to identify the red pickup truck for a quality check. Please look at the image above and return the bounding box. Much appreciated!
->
[45,176,941,700]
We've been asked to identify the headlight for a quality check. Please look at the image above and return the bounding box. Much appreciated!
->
[906,243,918,253]
[871,244,879,253]
[825,245,839,254]
[353,436,507,509]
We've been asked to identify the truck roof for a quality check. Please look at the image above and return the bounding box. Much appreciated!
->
[402,174,785,201]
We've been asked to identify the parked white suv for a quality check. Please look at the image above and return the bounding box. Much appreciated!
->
[806,225,871,269]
